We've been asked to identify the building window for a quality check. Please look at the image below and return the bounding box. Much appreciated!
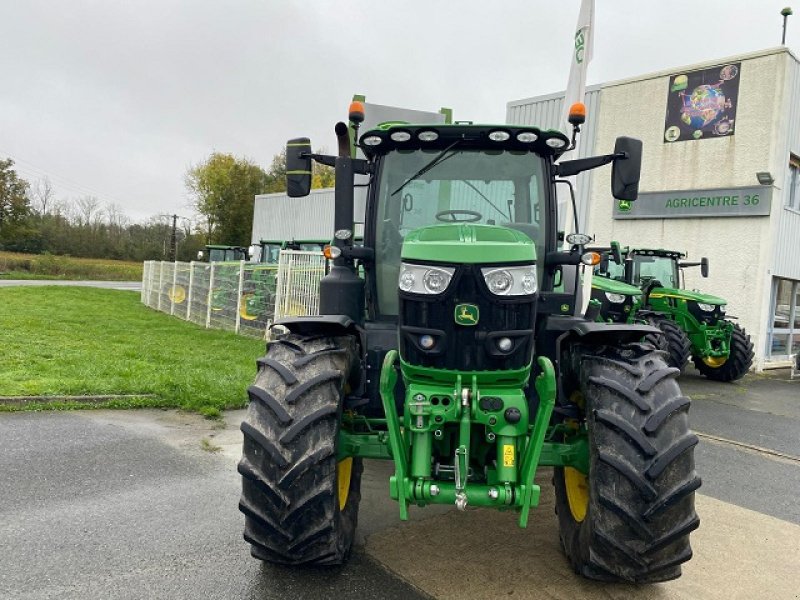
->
[787,156,800,210]
[767,277,799,359]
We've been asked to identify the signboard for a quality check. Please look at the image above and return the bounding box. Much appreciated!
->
[663,63,740,143]
[614,186,772,219]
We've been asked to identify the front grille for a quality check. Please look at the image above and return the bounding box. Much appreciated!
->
[398,264,536,371]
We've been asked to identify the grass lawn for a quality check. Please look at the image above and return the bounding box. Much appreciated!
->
[0,251,142,281]
[0,286,264,414]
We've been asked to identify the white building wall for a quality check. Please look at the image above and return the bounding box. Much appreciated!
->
[507,87,602,229]
[587,49,791,368]
[251,188,335,244]
[771,54,800,282]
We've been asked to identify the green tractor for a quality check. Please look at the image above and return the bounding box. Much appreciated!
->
[238,103,700,582]
[605,247,754,381]
[239,239,332,321]
[200,244,250,263]
[586,242,643,324]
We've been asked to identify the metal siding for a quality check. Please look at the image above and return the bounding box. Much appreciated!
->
[251,188,336,243]
[772,55,800,280]
[506,87,602,230]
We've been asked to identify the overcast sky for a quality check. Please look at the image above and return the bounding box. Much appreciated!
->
[1,0,797,223]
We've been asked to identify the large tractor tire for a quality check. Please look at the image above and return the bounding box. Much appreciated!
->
[554,343,701,583]
[644,315,691,372]
[693,322,754,382]
[238,333,362,566]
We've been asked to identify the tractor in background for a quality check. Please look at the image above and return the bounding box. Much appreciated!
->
[237,102,699,583]
[600,247,754,381]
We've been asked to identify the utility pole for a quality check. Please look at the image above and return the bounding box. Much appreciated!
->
[169,214,178,262]
[782,7,793,45]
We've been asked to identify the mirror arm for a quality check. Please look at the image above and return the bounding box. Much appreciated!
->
[555,152,626,177]
[545,249,582,267]
[304,153,371,175]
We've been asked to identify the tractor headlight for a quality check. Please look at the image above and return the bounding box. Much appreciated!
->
[605,292,627,304]
[398,263,455,295]
[697,302,717,312]
[481,265,537,296]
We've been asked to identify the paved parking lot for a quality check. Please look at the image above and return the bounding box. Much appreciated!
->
[1,368,798,599]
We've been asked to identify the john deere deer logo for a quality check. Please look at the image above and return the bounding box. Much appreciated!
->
[454,303,479,326]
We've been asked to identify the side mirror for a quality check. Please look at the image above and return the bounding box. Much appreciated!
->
[197,251,204,260]
[611,136,642,201]
[701,257,709,278]
[286,137,312,197]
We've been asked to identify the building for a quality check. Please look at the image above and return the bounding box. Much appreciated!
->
[508,47,800,369]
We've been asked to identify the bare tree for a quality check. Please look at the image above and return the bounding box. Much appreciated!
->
[104,202,130,228]
[75,196,100,227]
[29,177,55,215]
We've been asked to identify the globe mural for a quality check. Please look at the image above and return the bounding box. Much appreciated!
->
[680,84,728,129]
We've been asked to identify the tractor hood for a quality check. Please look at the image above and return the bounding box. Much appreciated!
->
[592,276,642,296]
[649,287,727,306]
[401,224,535,264]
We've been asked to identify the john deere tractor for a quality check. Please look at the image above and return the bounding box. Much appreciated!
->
[238,103,700,583]
[587,242,643,324]
[602,247,754,381]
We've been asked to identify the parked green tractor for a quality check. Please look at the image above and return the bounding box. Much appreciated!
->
[238,102,699,582]
[587,242,643,324]
[604,247,754,381]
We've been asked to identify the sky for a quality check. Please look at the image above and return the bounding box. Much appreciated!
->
[1,0,798,223]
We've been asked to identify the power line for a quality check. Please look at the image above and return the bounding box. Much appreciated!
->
[0,147,133,207]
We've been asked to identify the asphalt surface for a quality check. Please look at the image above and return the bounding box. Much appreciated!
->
[1,368,797,599]
[0,411,431,600]
[0,279,140,291]
[679,367,800,525]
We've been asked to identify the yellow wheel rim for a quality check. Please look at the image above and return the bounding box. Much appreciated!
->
[703,355,727,368]
[564,467,589,523]
[239,293,259,321]
[337,458,352,510]
[167,285,186,304]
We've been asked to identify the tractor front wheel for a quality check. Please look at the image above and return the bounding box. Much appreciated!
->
[238,333,362,565]
[554,343,700,583]
[645,315,691,371]
[693,322,754,382]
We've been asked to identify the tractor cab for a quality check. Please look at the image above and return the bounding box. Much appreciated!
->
[256,239,328,265]
[202,245,249,263]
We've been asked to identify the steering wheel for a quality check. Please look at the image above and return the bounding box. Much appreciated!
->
[435,209,482,223]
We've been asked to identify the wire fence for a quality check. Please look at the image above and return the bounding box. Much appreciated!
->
[141,250,327,338]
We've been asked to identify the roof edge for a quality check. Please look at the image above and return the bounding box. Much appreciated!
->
[507,46,798,108]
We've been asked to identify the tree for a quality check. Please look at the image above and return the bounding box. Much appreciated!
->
[185,153,269,246]
[0,158,31,228]
[263,148,335,194]
[29,177,54,215]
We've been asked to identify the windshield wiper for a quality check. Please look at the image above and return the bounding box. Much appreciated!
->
[391,140,461,196]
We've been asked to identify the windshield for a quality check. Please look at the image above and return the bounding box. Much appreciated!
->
[597,257,626,281]
[298,243,325,252]
[373,148,547,316]
[632,255,678,288]
[260,243,281,264]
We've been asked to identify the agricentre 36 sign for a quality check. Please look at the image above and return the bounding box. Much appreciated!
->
[614,186,772,219]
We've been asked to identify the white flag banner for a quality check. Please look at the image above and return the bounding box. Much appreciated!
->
[561,0,595,133]
[559,0,595,243]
